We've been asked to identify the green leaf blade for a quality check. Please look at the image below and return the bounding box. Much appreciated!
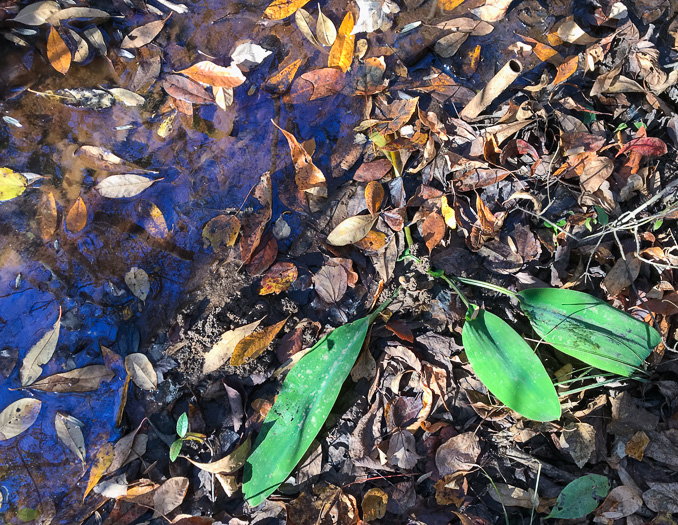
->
[518,288,661,376]
[243,316,372,507]
[169,439,183,462]
[547,474,610,519]
[462,308,561,422]
[176,413,188,438]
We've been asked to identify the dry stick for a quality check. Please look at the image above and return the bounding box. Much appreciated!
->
[459,60,523,120]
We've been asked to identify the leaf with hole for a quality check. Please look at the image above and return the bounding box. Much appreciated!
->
[0,399,41,440]
[461,306,561,421]
[243,299,391,507]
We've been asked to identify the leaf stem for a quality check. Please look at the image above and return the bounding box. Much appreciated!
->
[450,276,518,298]
[400,253,471,309]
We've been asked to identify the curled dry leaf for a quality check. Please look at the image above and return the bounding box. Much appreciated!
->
[20,308,61,386]
[272,121,326,196]
[230,317,288,366]
[328,12,354,72]
[186,437,251,474]
[316,6,337,46]
[259,262,298,295]
[66,196,87,233]
[365,181,384,215]
[203,318,263,374]
[125,353,158,390]
[47,27,71,75]
[0,399,41,440]
[177,61,246,88]
[125,267,150,301]
[95,174,157,198]
[422,212,445,253]
[326,214,377,246]
[55,412,86,463]
[28,365,115,392]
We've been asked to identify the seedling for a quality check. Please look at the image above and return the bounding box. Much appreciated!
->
[169,412,206,462]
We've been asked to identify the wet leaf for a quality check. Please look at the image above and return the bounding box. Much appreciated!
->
[177,61,246,88]
[552,55,578,86]
[517,288,661,376]
[108,88,145,107]
[125,267,150,301]
[0,399,41,440]
[138,201,168,238]
[231,317,288,366]
[365,181,384,215]
[20,309,61,386]
[203,318,263,374]
[55,412,86,463]
[47,27,71,75]
[29,365,115,392]
[246,233,278,275]
[243,300,391,507]
[96,174,157,198]
[264,0,312,20]
[163,74,214,104]
[13,1,60,25]
[259,262,298,295]
[202,215,241,254]
[288,67,346,103]
[362,488,388,521]
[616,137,668,158]
[462,306,561,421]
[316,6,337,46]
[154,477,189,516]
[265,58,303,94]
[47,7,110,25]
[272,121,326,196]
[186,437,251,474]
[84,443,115,500]
[0,167,28,201]
[66,197,87,233]
[328,12,354,72]
[121,18,167,49]
[76,145,134,172]
[472,0,512,22]
[422,212,445,253]
[125,353,157,391]
[314,264,348,304]
[83,26,106,55]
[326,214,377,246]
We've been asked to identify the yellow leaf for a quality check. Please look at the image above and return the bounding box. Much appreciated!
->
[0,167,27,201]
[263,0,312,20]
[441,195,457,229]
[230,317,288,366]
[47,26,71,75]
[84,442,115,500]
[439,0,465,11]
[328,12,355,73]
[66,196,87,233]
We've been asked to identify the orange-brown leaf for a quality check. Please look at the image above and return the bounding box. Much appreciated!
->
[259,262,298,295]
[328,12,355,73]
[230,317,289,366]
[177,61,245,88]
[38,191,57,241]
[365,181,384,215]
[552,55,578,86]
[265,58,302,94]
[422,212,445,253]
[462,45,481,76]
[272,120,326,197]
[476,194,497,234]
[263,0,312,20]
[354,230,387,251]
[47,27,71,75]
[66,196,87,233]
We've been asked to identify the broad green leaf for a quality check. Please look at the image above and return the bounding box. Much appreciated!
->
[176,413,188,438]
[518,288,661,376]
[547,474,610,519]
[170,439,183,462]
[0,167,28,201]
[243,299,391,507]
[461,306,561,422]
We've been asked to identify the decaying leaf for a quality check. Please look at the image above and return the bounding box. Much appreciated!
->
[314,264,348,304]
[0,399,41,440]
[125,353,158,390]
[28,365,115,392]
[259,262,298,295]
[272,121,326,196]
[96,174,157,198]
[66,197,87,233]
[263,0,312,20]
[362,488,388,521]
[163,74,214,104]
[55,412,86,463]
[38,191,58,240]
[422,212,445,253]
[202,215,241,254]
[602,253,641,296]
[203,318,263,374]
[121,18,168,49]
[84,443,115,500]
[125,267,150,301]
[231,317,288,366]
[20,308,61,386]
[153,477,189,516]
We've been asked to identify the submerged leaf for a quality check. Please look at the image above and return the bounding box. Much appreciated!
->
[243,300,391,506]
[55,412,86,463]
[28,365,114,392]
[264,0,312,20]
[0,399,41,440]
[329,12,355,72]
[66,197,87,233]
[461,306,561,421]
[0,167,28,201]
[96,174,157,198]
[517,288,661,376]
[20,309,61,386]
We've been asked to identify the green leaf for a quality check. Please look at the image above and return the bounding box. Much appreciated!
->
[176,412,188,438]
[518,288,661,376]
[653,219,663,231]
[243,300,392,507]
[547,474,610,519]
[17,508,40,522]
[461,306,561,422]
[169,439,183,462]
[593,205,609,226]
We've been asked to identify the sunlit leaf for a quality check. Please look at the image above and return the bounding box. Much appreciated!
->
[121,17,168,49]
[66,197,87,233]
[28,365,114,392]
[326,214,377,246]
[547,475,610,519]
[552,55,578,86]
[243,299,391,506]
[616,137,667,158]
[96,174,157,198]
[47,26,71,74]
[365,181,384,215]
[84,443,115,500]
[265,58,303,94]
[295,9,321,48]
[37,191,58,241]
[55,412,86,463]
[316,6,337,46]
[125,353,157,391]
[108,88,145,107]
[12,1,60,25]
[272,120,326,197]
[47,7,110,25]
[230,317,288,366]
[0,167,28,201]
[231,42,272,65]
[20,308,61,386]
[461,306,561,421]
[203,318,263,374]
[0,399,41,440]
[153,477,189,516]
[422,212,445,253]
[186,437,250,473]
[263,0,312,20]
[259,262,298,295]
[329,12,355,72]
[441,195,457,229]
[138,201,168,238]
[177,61,245,88]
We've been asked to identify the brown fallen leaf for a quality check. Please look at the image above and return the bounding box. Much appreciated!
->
[20,308,61,387]
[272,121,326,197]
[314,263,348,304]
[163,74,214,104]
[185,437,250,474]
[246,232,278,276]
[55,412,86,463]
[37,191,58,241]
[177,61,245,88]
[354,159,392,182]
[559,422,596,468]
[66,196,87,233]
[0,398,41,441]
[435,432,481,475]
[362,488,388,521]
[365,181,384,215]
[230,317,288,366]
[354,230,387,251]
[263,0,312,20]
[28,365,115,393]
[626,430,650,461]
[47,26,71,75]
[552,55,578,86]
[202,215,240,254]
[387,429,420,469]
[259,261,298,295]
[264,58,302,94]
[327,214,377,246]
[121,17,168,49]
[422,212,445,253]
[154,477,189,516]
[580,155,613,193]
[125,353,157,391]
[602,253,641,296]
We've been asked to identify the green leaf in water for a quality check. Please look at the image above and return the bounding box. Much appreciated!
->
[176,412,188,438]
[17,508,40,522]
[243,299,392,507]
[546,474,610,519]
[461,306,561,422]
[517,288,661,376]
[169,438,183,462]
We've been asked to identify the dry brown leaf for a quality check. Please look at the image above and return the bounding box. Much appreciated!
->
[125,353,157,391]
[626,430,650,461]
[435,432,481,475]
[313,264,348,304]
[163,74,214,104]
[328,12,354,72]
[264,0,312,20]
[354,230,387,251]
[177,61,245,88]
[29,365,115,393]
[316,6,337,46]
[365,181,384,215]
[272,120,326,197]
[38,191,57,241]
[231,317,288,366]
[154,477,189,516]
[66,196,87,233]
[203,318,263,374]
[186,437,250,474]
[0,398,41,441]
[121,18,167,49]
[55,412,86,463]
[602,253,641,296]
[580,155,613,193]
[558,17,598,44]
[552,55,578,86]
[559,422,596,468]
[422,212,445,253]
[47,26,71,75]
[265,58,303,94]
